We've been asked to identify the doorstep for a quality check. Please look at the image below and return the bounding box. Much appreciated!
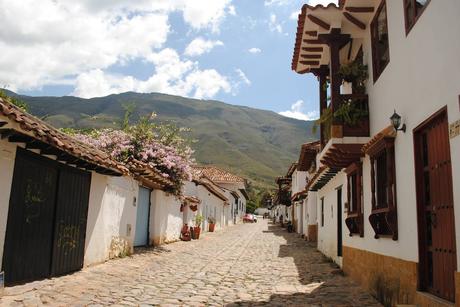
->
[415,291,455,307]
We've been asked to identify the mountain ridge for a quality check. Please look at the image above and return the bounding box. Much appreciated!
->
[6,90,317,188]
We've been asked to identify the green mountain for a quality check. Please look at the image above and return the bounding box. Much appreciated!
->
[7,91,317,188]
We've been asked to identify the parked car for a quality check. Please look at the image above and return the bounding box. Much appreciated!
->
[243,213,255,223]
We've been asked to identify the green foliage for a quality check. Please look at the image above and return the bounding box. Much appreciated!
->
[338,61,369,93]
[0,89,29,112]
[312,107,333,140]
[246,200,258,214]
[121,102,136,131]
[334,100,368,126]
[193,214,204,227]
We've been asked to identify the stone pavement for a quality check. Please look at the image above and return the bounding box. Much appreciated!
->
[0,220,381,306]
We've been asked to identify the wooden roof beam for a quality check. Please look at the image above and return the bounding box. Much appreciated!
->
[300,54,322,59]
[345,7,374,13]
[302,47,323,52]
[305,31,318,36]
[300,60,320,66]
[343,12,366,30]
[307,15,331,30]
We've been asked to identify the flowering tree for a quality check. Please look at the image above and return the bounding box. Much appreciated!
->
[72,112,194,196]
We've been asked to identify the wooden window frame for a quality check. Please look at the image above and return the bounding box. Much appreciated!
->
[403,0,431,35]
[345,162,364,237]
[367,136,398,240]
[370,0,390,83]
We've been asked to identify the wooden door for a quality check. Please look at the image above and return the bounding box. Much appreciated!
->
[51,165,91,276]
[415,108,457,302]
[2,149,58,285]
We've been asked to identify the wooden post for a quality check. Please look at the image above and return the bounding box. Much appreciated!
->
[318,28,351,138]
[312,65,329,147]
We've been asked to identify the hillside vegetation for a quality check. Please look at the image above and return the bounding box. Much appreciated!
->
[7,91,317,189]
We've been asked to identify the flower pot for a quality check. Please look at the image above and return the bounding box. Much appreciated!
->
[192,227,201,239]
[209,223,215,232]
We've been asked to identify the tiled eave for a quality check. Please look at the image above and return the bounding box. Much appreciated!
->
[292,0,377,74]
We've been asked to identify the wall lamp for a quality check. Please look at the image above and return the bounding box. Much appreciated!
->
[390,110,406,133]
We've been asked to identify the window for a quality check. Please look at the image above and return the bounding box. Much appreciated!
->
[321,197,324,227]
[371,0,390,82]
[404,0,430,33]
[345,162,364,237]
[367,136,398,240]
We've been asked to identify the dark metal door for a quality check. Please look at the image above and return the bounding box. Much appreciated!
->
[2,149,58,285]
[415,109,457,302]
[337,187,343,257]
[51,165,91,276]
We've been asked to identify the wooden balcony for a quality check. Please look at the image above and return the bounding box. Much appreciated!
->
[321,94,370,148]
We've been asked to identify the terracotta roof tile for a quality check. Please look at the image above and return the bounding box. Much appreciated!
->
[192,165,245,184]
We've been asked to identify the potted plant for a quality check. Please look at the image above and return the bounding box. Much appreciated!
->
[208,217,216,232]
[192,214,203,239]
[338,60,368,94]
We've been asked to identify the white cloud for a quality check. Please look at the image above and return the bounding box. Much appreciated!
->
[0,0,235,92]
[184,37,224,57]
[290,10,301,20]
[269,14,283,34]
[235,69,251,86]
[248,47,262,54]
[182,0,233,33]
[72,48,233,99]
[264,0,290,6]
[228,5,237,16]
[279,100,319,121]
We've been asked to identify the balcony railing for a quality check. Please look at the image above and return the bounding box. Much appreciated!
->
[278,191,292,206]
[321,94,369,147]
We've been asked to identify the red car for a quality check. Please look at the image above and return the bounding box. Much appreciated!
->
[243,214,257,223]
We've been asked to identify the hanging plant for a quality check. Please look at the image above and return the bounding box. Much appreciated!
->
[312,107,333,140]
[338,61,368,94]
[333,100,369,126]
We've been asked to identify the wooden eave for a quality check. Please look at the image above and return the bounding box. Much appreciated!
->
[298,141,320,171]
[292,0,377,74]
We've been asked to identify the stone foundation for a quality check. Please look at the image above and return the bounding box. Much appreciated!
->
[307,224,317,242]
[109,236,132,259]
[343,246,458,306]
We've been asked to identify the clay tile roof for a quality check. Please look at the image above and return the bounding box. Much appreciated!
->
[0,97,126,176]
[192,165,245,184]
[362,125,396,153]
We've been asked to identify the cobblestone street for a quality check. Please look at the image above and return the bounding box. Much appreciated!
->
[1,220,381,306]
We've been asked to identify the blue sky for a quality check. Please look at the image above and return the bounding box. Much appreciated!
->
[0,0,335,120]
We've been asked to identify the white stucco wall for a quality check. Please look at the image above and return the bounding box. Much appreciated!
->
[339,0,460,264]
[317,172,346,266]
[197,185,225,232]
[84,175,139,266]
[150,190,183,245]
[0,140,17,270]
[291,171,307,194]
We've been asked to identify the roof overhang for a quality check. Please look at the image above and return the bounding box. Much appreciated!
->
[292,0,378,74]
[239,188,249,201]
[298,141,320,171]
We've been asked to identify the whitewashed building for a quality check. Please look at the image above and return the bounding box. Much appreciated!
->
[290,0,460,305]
[192,166,248,224]
[0,98,172,286]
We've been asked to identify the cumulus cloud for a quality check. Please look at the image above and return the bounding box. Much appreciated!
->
[264,0,290,6]
[268,14,283,34]
[184,37,224,57]
[72,48,233,99]
[0,0,235,92]
[248,47,262,54]
[279,100,319,121]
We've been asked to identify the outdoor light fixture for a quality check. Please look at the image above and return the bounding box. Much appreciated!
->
[390,110,406,133]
